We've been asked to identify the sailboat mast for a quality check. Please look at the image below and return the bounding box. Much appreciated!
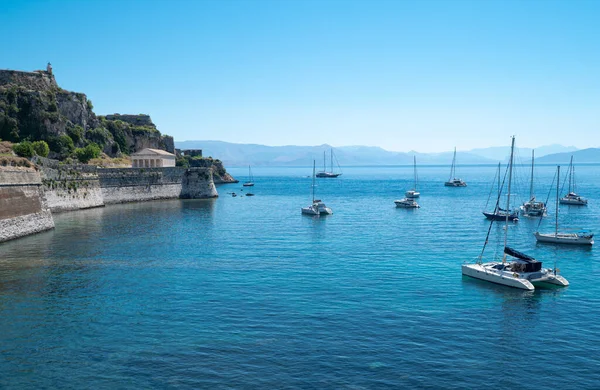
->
[529,150,535,199]
[312,160,316,202]
[450,147,456,180]
[330,149,333,173]
[414,156,417,190]
[569,156,573,193]
[504,137,516,250]
[556,166,560,237]
[323,151,326,173]
[497,162,501,198]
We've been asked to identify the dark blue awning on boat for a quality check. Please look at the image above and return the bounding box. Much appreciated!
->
[504,247,536,263]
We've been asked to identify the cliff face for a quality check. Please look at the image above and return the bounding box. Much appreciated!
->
[0,68,173,158]
[178,156,238,183]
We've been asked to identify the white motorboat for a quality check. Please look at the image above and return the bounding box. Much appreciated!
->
[462,137,569,290]
[520,150,547,217]
[302,160,333,216]
[535,165,593,245]
[394,198,420,208]
[444,147,467,187]
[405,156,420,198]
[559,156,587,205]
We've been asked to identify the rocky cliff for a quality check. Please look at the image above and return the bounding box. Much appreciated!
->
[0,68,173,158]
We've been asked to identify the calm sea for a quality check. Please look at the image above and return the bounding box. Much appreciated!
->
[1,163,600,389]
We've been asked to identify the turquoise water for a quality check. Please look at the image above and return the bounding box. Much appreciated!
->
[1,164,600,389]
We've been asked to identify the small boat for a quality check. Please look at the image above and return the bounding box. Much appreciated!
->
[559,156,587,205]
[462,137,569,290]
[242,165,254,187]
[535,165,594,245]
[316,148,342,178]
[394,198,420,208]
[444,147,467,187]
[520,150,547,217]
[482,163,518,221]
[405,156,420,198]
[302,160,333,216]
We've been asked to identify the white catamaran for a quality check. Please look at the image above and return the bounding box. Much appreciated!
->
[462,137,569,290]
[534,165,594,245]
[559,156,587,205]
[444,147,467,187]
[302,160,333,216]
[405,156,420,198]
[520,150,547,217]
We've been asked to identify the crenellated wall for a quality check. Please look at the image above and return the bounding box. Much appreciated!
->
[0,168,54,242]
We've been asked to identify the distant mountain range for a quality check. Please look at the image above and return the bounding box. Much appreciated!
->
[174,140,590,167]
[536,148,600,164]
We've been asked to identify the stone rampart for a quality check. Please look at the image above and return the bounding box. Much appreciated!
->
[0,163,218,243]
[0,69,57,90]
[98,167,217,204]
[34,157,104,213]
[0,168,54,243]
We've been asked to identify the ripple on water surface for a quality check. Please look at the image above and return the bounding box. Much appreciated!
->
[1,165,600,388]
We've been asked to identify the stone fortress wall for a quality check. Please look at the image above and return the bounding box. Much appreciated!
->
[0,168,54,243]
[0,160,219,243]
[0,69,57,91]
[34,157,105,212]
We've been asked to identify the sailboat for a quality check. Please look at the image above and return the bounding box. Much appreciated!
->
[520,150,547,217]
[482,162,519,221]
[242,165,254,187]
[534,166,594,245]
[559,156,587,205]
[444,147,467,187]
[316,148,342,178]
[462,137,569,290]
[405,156,420,198]
[302,160,333,216]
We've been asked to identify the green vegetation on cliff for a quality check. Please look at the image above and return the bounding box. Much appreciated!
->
[0,73,174,161]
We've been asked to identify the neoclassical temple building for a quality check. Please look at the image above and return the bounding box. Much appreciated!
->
[131,148,176,168]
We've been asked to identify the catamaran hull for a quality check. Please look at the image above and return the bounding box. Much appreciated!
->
[394,199,420,208]
[534,232,594,245]
[445,181,467,187]
[301,207,333,216]
[462,263,569,290]
[461,264,534,290]
[559,198,587,205]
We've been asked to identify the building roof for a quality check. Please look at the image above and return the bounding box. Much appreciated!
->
[131,148,175,157]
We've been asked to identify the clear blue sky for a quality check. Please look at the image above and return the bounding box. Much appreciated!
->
[1,0,599,152]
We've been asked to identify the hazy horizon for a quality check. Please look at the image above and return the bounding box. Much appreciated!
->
[175,139,582,155]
